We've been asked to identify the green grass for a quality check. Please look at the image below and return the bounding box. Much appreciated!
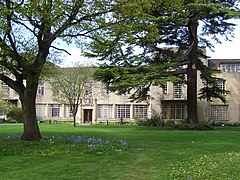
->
[1,124,240,179]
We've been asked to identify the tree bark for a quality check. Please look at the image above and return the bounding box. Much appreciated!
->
[73,114,77,127]
[20,76,42,141]
[187,19,199,124]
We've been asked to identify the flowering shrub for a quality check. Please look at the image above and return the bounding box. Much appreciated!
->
[171,152,240,179]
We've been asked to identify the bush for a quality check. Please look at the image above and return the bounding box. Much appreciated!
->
[136,115,164,127]
[172,123,214,130]
[165,120,175,127]
[6,108,23,123]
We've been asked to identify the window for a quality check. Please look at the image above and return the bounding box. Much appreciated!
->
[1,82,10,96]
[134,105,148,119]
[64,105,73,117]
[236,64,240,72]
[102,84,109,96]
[98,105,112,118]
[0,110,6,116]
[85,82,92,96]
[173,84,182,98]
[211,105,228,122]
[162,83,168,94]
[116,105,130,118]
[217,80,225,95]
[36,104,46,118]
[162,105,167,119]
[37,82,44,95]
[220,64,240,73]
[49,104,60,117]
[170,104,186,119]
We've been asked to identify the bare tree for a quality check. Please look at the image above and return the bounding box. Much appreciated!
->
[50,66,93,127]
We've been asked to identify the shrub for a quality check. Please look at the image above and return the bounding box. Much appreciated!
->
[6,108,23,123]
[136,115,164,127]
[172,123,214,130]
[165,120,175,127]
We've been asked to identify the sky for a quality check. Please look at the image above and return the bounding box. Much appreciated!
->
[60,21,240,67]
[207,21,240,59]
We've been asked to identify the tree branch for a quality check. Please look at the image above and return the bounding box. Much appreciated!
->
[50,46,71,55]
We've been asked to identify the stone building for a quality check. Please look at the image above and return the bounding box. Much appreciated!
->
[1,58,240,124]
[207,59,240,124]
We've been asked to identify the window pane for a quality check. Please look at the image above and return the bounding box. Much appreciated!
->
[1,82,10,96]
[64,105,73,117]
[211,105,228,121]
[50,104,60,117]
[173,84,182,98]
[102,84,109,96]
[134,105,148,119]
[217,80,225,95]
[170,104,186,119]
[220,64,240,73]
[162,83,167,94]
[37,82,44,95]
[98,105,112,118]
[36,104,46,117]
[85,82,92,96]
[116,105,130,118]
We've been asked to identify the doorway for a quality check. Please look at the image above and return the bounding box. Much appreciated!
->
[84,109,93,123]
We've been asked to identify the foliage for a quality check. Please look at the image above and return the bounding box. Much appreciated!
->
[165,120,176,127]
[172,152,240,179]
[6,108,23,123]
[198,60,230,103]
[50,66,94,103]
[1,124,240,179]
[0,89,14,115]
[85,0,240,123]
[0,0,120,140]
[1,134,128,156]
[172,122,214,130]
[136,115,164,127]
[49,66,94,126]
[96,122,137,126]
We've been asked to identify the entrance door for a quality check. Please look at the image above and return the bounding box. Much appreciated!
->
[84,109,93,123]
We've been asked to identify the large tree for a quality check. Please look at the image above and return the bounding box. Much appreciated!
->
[49,66,93,127]
[85,0,240,124]
[0,0,118,140]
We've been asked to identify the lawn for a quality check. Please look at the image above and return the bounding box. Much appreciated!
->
[1,124,240,179]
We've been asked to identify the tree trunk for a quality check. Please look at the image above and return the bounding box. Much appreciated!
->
[73,114,76,127]
[187,20,199,124]
[71,106,77,127]
[20,76,42,141]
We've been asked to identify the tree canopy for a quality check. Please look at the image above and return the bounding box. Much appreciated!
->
[49,65,93,127]
[85,0,240,124]
[0,0,119,140]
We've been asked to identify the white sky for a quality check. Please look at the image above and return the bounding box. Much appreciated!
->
[207,21,240,59]
[60,46,95,67]
[60,21,240,67]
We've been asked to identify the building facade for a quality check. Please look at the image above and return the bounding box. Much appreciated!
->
[207,59,240,124]
[1,58,240,124]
